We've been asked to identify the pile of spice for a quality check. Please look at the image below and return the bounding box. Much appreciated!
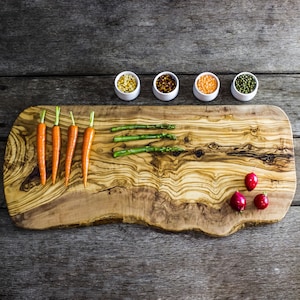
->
[156,74,176,93]
[235,74,256,94]
[197,74,218,94]
[117,74,137,93]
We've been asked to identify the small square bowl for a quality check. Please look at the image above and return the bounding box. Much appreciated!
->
[152,71,179,101]
[193,72,220,102]
[114,71,140,101]
[231,72,259,101]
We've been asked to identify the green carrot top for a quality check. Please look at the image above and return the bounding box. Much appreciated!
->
[70,111,76,126]
[89,111,95,128]
[40,109,46,124]
[54,106,60,126]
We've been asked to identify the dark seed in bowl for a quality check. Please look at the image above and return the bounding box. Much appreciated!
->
[156,74,176,93]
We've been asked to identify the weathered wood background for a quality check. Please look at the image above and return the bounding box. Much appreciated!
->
[1,1,299,299]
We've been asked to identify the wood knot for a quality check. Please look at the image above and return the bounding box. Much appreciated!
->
[208,142,219,150]
[250,126,259,136]
[194,149,204,158]
[20,166,41,191]
[184,136,190,143]
[172,150,182,157]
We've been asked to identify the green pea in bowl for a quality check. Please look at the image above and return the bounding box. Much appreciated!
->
[231,72,259,101]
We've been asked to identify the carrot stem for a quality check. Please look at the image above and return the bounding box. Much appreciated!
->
[89,111,95,127]
[82,111,95,187]
[54,106,60,126]
[52,106,61,184]
[70,110,76,126]
[65,111,78,186]
[37,109,47,185]
[40,109,46,124]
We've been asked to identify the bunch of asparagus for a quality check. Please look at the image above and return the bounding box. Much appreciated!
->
[111,124,184,157]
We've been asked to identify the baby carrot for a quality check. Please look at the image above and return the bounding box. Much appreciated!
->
[52,106,61,184]
[65,111,78,186]
[82,111,95,187]
[37,109,47,185]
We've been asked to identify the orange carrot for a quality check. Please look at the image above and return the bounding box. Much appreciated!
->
[52,106,61,184]
[37,109,47,185]
[65,111,78,186]
[82,111,95,187]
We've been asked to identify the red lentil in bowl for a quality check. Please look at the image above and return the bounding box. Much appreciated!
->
[193,72,220,101]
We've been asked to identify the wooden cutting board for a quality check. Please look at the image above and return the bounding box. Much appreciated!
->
[3,105,296,236]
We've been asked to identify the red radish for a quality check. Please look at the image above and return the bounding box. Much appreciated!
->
[245,172,258,191]
[254,193,269,209]
[230,191,246,212]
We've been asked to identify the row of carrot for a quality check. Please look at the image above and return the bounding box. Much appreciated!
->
[37,107,95,187]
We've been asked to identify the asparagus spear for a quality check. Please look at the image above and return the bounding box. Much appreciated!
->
[113,133,176,142]
[111,124,176,132]
[113,146,185,158]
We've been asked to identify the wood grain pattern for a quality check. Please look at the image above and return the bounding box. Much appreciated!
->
[3,105,296,236]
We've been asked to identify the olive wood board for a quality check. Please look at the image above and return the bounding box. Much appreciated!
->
[3,105,296,236]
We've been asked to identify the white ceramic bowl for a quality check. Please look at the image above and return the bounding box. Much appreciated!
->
[193,72,220,102]
[114,71,140,101]
[152,71,179,101]
[231,72,259,101]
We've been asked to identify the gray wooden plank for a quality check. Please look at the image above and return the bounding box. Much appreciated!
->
[0,74,300,136]
[1,1,300,75]
[0,207,299,299]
